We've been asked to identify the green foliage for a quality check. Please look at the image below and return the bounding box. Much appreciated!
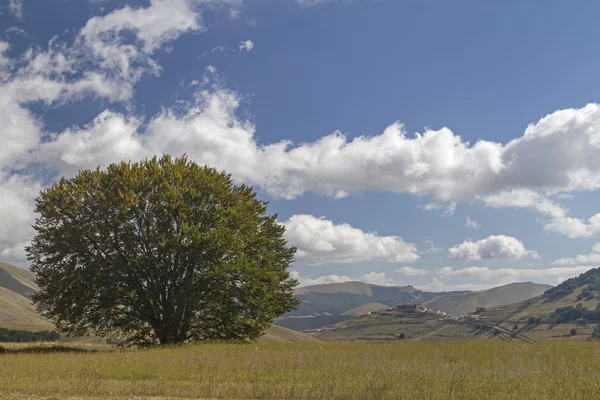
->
[27,155,299,346]
[545,268,600,300]
[527,316,541,325]
[0,328,60,343]
[553,305,600,324]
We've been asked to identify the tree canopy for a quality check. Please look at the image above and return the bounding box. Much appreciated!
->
[27,155,299,346]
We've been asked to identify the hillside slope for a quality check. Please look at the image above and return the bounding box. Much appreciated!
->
[342,302,389,316]
[289,281,464,317]
[258,325,320,343]
[424,282,552,316]
[0,263,51,331]
[476,268,600,340]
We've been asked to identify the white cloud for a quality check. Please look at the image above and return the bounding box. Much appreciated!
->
[543,213,600,239]
[479,189,568,219]
[396,266,428,276]
[4,1,600,269]
[8,0,23,18]
[291,270,400,287]
[283,215,419,265]
[361,271,397,286]
[0,174,41,265]
[477,189,600,238]
[421,202,456,217]
[120,103,600,210]
[465,216,481,230]
[80,0,201,54]
[29,95,600,231]
[448,235,539,261]
[553,243,600,266]
[418,277,496,292]
[296,0,337,6]
[0,1,235,265]
[290,271,352,286]
[437,265,594,286]
[238,40,254,52]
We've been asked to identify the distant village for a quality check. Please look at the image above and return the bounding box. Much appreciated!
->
[303,302,486,334]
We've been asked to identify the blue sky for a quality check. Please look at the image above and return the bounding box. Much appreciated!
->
[2,0,600,291]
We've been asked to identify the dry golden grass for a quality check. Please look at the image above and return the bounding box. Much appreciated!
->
[1,341,600,399]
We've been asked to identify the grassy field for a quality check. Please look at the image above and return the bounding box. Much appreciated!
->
[2,341,600,399]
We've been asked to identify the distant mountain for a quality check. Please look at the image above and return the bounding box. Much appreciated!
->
[424,282,552,316]
[288,281,464,317]
[0,262,52,331]
[313,270,600,341]
[302,281,553,340]
[276,282,465,332]
[342,302,389,316]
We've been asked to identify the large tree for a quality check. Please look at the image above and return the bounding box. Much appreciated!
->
[27,155,299,346]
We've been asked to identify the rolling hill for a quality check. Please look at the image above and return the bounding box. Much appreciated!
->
[0,262,52,331]
[313,269,600,341]
[288,281,464,317]
[475,267,600,339]
[0,261,317,343]
[276,281,461,332]
[276,280,550,332]
[424,282,552,316]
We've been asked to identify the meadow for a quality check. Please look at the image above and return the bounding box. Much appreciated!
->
[1,341,600,400]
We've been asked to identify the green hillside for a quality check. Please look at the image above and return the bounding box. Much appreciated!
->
[476,267,600,340]
[312,304,528,342]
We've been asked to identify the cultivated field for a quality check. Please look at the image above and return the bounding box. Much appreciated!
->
[1,341,600,399]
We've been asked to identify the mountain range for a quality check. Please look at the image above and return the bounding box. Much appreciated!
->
[5,259,600,342]
[275,280,551,332]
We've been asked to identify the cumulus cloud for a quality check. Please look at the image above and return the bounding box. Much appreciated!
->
[437,265,594,286]
[291,270,400,287]
[4,0,600,270]
[283,215,419,265]
[396,266,428,276]
[119,103,600,209]
[290,271,352,286]
[448,235,539,261]
[0,1,237,265]
[418,278,498,292]
[543,213,600,239]
[553,243,600,266]
[0,174,41,266]
[296,0,337,6]
[421,202,456,217]
[238,40,254,52]
[8,0,23,18]
[23,87,600,227]
[465,216,480,230]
